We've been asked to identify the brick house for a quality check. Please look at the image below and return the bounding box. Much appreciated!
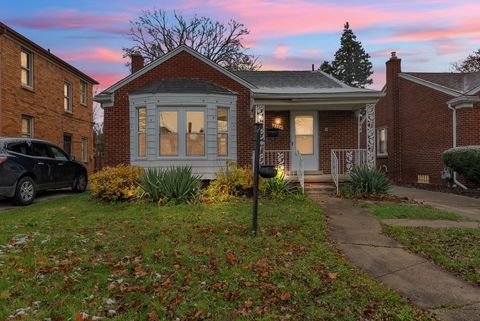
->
[95,46,382,187]
[0,22,98,172]
[376,52,480,187]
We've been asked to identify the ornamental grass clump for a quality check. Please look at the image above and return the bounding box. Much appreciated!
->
[443,146,480,185]
[89,165,143,202]
[139,166,201,205]
[349,165,392,196]
[263,171,298,200]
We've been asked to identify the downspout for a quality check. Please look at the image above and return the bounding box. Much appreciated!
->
[447,103,467,190]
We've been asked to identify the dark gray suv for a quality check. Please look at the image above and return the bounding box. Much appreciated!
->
[0,137,88,206]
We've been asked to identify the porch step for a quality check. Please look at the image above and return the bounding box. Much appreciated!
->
[304,183,336,193]
[304,174,334,183]
[304,170,324,175]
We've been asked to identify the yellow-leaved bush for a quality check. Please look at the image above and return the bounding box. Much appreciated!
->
[90,165,143,201]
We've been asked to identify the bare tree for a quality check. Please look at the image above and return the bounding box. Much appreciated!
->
[452,49,480,72]
[123,9,261,71]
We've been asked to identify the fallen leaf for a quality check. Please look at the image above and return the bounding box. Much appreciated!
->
[148,311,160,321]
[280,291,291,301]
[327,272,338,279]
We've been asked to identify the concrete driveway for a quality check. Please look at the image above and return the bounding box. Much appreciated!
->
[0,189,73,212]
[392,186,480,221]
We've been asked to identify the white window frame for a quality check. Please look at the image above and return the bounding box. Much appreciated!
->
[20,48,33,88]
[80,81,87,106]
[81,137,88,162]
[157,106,207,159]
[137,107,147,158]
[64,80,73,113]
[217,107,230,157]
[376,127,388,157]
[21,115,34,138]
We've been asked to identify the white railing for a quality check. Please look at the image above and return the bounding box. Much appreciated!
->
[331,149,367,194]
[254,150,305,192]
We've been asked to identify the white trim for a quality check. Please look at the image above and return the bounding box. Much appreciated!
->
[95,45,255,99]
[447,96,480,109]
[398,73,461,97]
[466,84,480,95]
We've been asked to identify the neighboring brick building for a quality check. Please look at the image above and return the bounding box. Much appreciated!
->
[376,52,480,187]
[96,45,382,182]
[0,22,98,172]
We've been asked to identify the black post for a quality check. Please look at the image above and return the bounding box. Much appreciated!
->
[252,122,261,236]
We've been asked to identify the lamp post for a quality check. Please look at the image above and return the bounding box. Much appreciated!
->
[252,111,264,236]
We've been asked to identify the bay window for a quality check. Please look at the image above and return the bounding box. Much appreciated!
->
[217,107,228,156]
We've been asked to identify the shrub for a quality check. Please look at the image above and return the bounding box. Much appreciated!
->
[350,166,392,196]
[203,162,256,202]
[443,146,480,185]
[263,171,297,200]
[139,166,201,205]
[90,165,143,202]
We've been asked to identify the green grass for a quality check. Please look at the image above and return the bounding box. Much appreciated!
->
[384,226,480,285]
[369,204,468,221]
[0,194,433,320]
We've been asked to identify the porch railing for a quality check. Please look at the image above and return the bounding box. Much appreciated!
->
[254,150,305,192]
[331,149,367,194]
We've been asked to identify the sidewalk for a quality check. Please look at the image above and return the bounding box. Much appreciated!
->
[309,192,480,321]
[392,186,480,221]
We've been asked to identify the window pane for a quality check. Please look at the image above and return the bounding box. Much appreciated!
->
[21,51,28,68]
[21,70,28,85]
[296,135,314,155]
[138,108,146,132]
[218,133,228,156]
[186,133,205,156]
[217,108,228,132]
[186,111,204,133]
[160,134,178,156]
[82,139,88,162]
[32,143,51,158]
[295,115,313,135]
[22,118,29,134]
[63,135,72,155]
[50,146,69,161]
[160,111,178,133]
[138,133,147,157]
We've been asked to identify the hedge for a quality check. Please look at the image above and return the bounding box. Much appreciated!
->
[442,146,480,185]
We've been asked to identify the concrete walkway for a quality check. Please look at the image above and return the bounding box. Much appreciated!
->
[393,186,480,221]
[308,192,480,321]
[381,219,480,228]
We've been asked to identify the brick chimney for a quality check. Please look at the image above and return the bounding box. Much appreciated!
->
[130,51,144,74]
[386,52,401,94]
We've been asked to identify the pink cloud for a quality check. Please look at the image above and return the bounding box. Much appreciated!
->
[91,71,129,92]
[301,49,322,56]
[274,45,290,59]
[58,47,126,64]
[7,9,131,34]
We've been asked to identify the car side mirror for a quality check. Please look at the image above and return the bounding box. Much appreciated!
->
[70,155,75,161]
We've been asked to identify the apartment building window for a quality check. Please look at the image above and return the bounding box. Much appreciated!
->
[20,49,33,88]
[81,137,88,162]
[217,107,229,156]
[64,81,72,112]
[63,133,72,156]
[80,81,87,105]
[376,128,388,156]
[21,116,34,138]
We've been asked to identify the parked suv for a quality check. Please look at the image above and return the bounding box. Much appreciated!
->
[0,138,88,206]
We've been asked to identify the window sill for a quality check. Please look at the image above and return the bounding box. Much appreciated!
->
[64,110,73,115]
[376,153,388,158]
[21,85,35,93]
[80,102,87,107]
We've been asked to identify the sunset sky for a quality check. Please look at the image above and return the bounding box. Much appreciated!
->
[2,0,479,94]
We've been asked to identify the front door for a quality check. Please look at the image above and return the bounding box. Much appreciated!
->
[291,111,319,171]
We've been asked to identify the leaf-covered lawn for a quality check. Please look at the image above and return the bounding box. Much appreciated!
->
[369,204,468,221]
[384,226,480,285]
[0,194,432,320]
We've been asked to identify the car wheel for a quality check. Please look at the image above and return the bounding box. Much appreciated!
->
[72,172,88,193]
[14,176,36,206]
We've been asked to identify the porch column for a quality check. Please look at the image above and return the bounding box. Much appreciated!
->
[366,103,376,169]
[255,104,265,165]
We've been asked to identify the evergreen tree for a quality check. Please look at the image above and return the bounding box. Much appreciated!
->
[320,22,373,88]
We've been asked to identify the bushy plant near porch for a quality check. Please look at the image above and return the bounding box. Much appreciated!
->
[0,194,432,320]
[342,166,392,197]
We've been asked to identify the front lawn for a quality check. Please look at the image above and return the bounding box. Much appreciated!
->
[369,203,468,221]
[0,194,432,320]
[384,226,480,286]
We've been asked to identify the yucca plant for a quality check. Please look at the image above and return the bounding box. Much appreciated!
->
[350,165,392,196]
[263,171,297,200]
[139,166,201,205]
